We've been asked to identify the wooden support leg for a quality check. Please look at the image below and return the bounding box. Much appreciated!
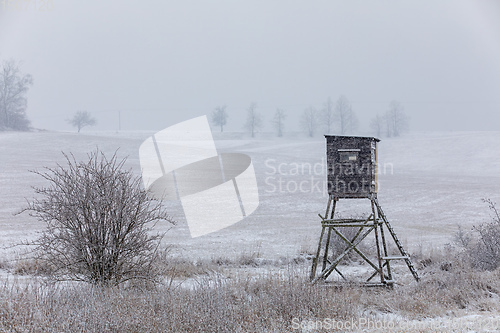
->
[371,199,385,284]
[322,227,332,272]
[310,225,325,281]
[310,195,334,281]
[322,198,337,271]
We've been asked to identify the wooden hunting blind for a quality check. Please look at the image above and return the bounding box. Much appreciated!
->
[310,136,419,287]
[326,135,379,198]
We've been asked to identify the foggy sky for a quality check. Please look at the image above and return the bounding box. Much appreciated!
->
[1,0,499,133]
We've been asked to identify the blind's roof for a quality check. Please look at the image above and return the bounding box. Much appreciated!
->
[324,135,380,142]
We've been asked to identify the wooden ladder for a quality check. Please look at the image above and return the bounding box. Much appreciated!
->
[373,198,420,282]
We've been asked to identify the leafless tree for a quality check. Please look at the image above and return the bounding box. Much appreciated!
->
[370,114,385,138]
[384,113,393,137]
[68,110,96,132]
[244,102,263,138]
[211,105,228,132]
[300,106,318,137]
[272,108,286,137]
[334,95,358,135]
[21,149,174,286]
[0,59,33,131]
[385,100,409,137]
[321,97,335,134]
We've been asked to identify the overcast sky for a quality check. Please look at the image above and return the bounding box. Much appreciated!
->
[1,0,499,133]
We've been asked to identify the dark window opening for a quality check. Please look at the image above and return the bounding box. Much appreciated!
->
[339,152,358,162]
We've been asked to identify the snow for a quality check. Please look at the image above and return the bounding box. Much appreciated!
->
[1,130,499,262]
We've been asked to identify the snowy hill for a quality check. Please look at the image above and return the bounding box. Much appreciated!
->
[1,130,499,259]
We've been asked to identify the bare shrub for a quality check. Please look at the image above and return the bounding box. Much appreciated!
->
[453,224,472,249]
[21,149,174,286]
[454,199,500,271]
[391,249,500,317]
[471,199,500,270]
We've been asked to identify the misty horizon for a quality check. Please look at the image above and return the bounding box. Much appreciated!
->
[1,1,499,133]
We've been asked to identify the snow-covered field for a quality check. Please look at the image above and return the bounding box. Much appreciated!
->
[1,130,499,262]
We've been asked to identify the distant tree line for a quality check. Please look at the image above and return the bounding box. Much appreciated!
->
[211,96,409,138]
[0,57,408,137]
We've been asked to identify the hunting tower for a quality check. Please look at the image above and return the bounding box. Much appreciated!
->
[310,135,419,286]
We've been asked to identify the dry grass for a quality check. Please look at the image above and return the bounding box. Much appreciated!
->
[1,248,499,332]
[13,259,54,276]
[0,271,359,332]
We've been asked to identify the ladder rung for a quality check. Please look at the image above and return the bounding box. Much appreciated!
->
[321,218,368,223]
[382,256,409,260]
[323,223,375,227]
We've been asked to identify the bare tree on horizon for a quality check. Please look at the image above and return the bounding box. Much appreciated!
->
[385,100,409,137]
[370,114,384,138]
[334,95,358,135]
[244,102,263,138]
[300,106,318,137]
[272,108,286,137]
[0,59,33,131]
[321,97,335,134]
[68,110,96,133]
[211,105,228,132]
